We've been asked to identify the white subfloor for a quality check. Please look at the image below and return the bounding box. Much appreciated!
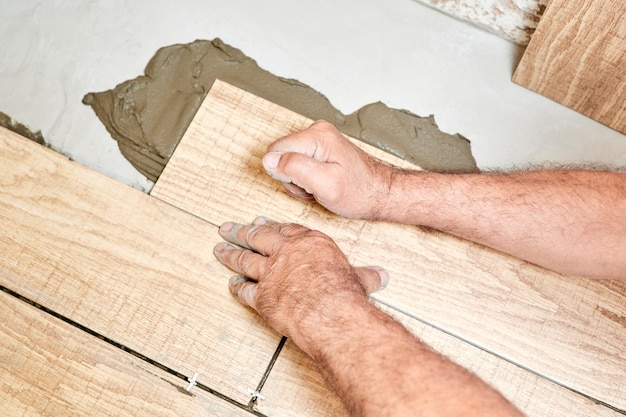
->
[2,0,625,191]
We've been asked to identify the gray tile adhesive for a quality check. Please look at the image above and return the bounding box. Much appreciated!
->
[83,39,478,182]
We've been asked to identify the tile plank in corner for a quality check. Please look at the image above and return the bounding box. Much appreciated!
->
[0,127,280,406]
[0,291,253,417]
[257,303,623,417]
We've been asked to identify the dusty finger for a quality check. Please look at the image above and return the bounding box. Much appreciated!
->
[252,216,291,231]
[214,242,267,278]
[263,152,333,196]
[252,216,272,226]
[267,120,341,157]
[219,220,310,254]
[354,266,390,294]
[218,221,280,254]
[252,216,310,238]
[262,151,292,183]
[266,126,322,157]
[283,183,316,203]
[218,222,253,249]
[229,276,258,310]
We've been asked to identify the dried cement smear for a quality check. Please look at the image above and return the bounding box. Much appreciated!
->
[0,112,45,146]
[83,39,477,182]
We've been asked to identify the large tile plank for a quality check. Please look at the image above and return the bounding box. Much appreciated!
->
[0,127,280,405]
[257,303,623,416]
[152,80,626,409]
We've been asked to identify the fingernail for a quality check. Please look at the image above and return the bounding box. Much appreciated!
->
[253,216,270,225]
[291,188,308,195]
[220,222,234,233]
[216,242,235,250]
[214,242,235,257]
[229,276,248,296]
[371,266,390,290]
[262,152,281,170]
[230,275,248,286]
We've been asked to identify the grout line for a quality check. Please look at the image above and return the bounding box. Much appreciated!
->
[247,336,288,408]
[149,193,220,228]
[372,296,626,415]
[1,284,266,417]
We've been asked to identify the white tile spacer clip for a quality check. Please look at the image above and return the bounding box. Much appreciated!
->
[186,372,199,392]
[246,388,266,401]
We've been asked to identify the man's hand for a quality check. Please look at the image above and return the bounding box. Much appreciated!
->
[214,217,523,417]
[213,216,388,350]
[264,121,626,280]
[262,120,395,220]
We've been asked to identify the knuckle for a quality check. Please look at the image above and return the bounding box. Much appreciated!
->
[306,230,329,240]
[310,120,331,129]
[310,120,337,136]
[300,230,336,250]
[279,223,305,236]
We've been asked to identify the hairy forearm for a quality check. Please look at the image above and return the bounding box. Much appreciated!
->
[384,169,626,280]
[296,297,522,417]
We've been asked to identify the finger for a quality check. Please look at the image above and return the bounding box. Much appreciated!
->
[354,266,390,294]
[218,222,254,250]
[263,123,326,183]
[252,216,287,231]
[262,151,292,183]
[264,151,338,199]
[253,217,308,236]
[253,216,311,239]
[229,276,258,310]
[283,182,316,203]
[276,222,312,238]
[266,123,325,158]
[214,242,267,278]
[219,221,278,251]
[252,216,271,226]
[218,221,288,256]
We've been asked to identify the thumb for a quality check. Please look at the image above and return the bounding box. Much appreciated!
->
[263,151,333,195]
[262,151,292,183]
[354,266,390,295]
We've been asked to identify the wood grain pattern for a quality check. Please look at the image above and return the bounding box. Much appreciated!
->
[258,303,623,417]
[0,291,251,417]
[152,80,626,410]
[0,127,281,406]
[513,0,626,134]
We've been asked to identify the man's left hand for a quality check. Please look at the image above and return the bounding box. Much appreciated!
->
[213,216,389,350]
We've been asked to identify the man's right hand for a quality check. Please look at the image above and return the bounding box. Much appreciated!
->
[262,120,396,220]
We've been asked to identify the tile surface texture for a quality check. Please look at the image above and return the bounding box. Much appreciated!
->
[514,0,626,135]
[0,292,252,417]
